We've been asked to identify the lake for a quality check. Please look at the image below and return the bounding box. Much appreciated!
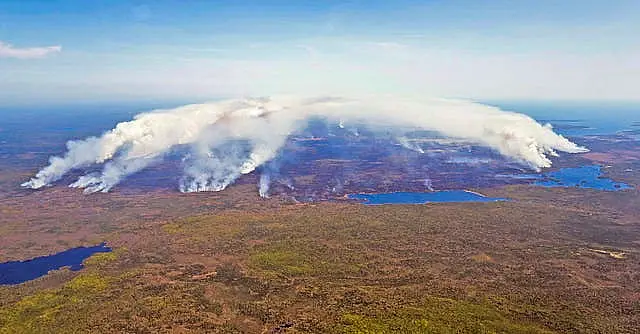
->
[0,243,112,285]
[535,165,631,191]
[348,190,507,205]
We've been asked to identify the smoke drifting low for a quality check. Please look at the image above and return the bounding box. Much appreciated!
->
[22,96,588,194]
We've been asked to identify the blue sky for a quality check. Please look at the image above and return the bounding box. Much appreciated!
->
[1,0,639,105]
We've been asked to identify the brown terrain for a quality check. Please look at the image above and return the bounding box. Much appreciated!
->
[0,136,639,333]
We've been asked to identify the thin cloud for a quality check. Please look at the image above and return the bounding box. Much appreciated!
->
[0,41,62,59]
[367,42,408,50]
[296,44,320,63]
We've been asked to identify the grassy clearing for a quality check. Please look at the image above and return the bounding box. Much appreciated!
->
[0,274,110,333]
[249,240,363,278]
[341,297,555,334]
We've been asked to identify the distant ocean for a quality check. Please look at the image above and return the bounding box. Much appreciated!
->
[1,100,638,156]
[488,101,640,137]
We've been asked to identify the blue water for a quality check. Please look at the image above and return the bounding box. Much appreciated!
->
[0,243,112,285]
[490,101,640,136]
[535,165,631,191]
[348,190,507,205]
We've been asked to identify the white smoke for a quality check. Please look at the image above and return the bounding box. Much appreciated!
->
[258,172,270,198]
[179,142,248,192]
[22,96,588,194]
[397,136,425,154]
[424,178,434,191]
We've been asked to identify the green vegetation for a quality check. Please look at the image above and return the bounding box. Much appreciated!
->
[63,273,109,293]
[249,242,314,276]
[83,250,119,268]
[341,297,554,334]
[0,274,110,333]
[249,240,363,279]
[1,177,639,333]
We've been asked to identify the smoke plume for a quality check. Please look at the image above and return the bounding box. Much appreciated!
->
[397,136,425,154]
[22,96,588,194]
[258,173,271,198]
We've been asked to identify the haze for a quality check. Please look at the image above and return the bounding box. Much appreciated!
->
[1,0,639,106]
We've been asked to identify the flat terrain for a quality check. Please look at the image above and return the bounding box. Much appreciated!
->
[1,156,639,333]
[1,129,639,333]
